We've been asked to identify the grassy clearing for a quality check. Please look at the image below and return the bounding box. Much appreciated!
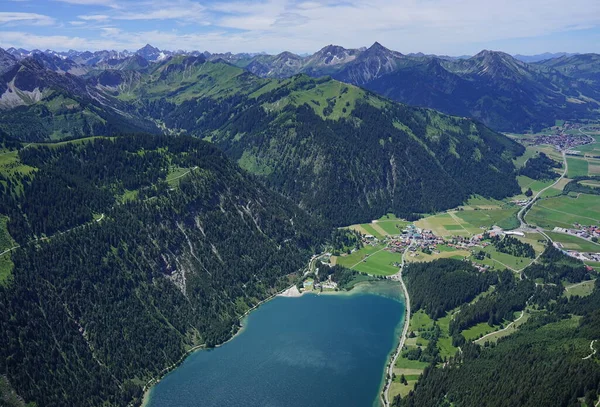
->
[476,310,532,344]
[526,193,600,229]
[393,308,458,399]
[516,175,554,196]
[545,232,600,253]
[0,254,13,285]
[462,322,503,341]
[166,166,193,186]
[567,156,589,178]
[0,216,16,253]
[120,189,139,203]
[516,232,547,254]
[564,279,596,297]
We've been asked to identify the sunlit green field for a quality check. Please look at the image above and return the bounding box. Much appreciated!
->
[351,249,402,276]
[526,193,600,229]
[545,232,600,253]
[567,156,589,178]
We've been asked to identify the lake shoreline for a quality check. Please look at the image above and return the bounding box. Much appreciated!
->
[141,279,405,407]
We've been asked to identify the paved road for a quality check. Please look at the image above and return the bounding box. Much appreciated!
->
[517,151,567,229]
[382,239,414,407]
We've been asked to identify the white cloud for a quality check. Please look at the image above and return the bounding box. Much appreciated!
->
[78,14,110,21]
[53,0,120,7]
[0,12,55,26]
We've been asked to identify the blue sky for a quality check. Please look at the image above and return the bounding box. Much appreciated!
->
[1,0,600,55]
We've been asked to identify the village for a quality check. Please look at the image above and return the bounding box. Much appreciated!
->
[532,133,594,151]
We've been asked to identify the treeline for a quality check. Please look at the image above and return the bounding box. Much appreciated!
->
[492,235,535,258]
[563,176,600,196]
[0,135,327,407]
[330,229,363,255]
[519,152,561,180]
[403,259,496,319]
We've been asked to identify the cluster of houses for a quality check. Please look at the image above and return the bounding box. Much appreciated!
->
[532,133,594,151]
[553,224,600,242]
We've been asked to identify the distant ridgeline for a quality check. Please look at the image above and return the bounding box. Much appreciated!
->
[394,250,600,407]
[0,135,326,407]
[0,54,523,225]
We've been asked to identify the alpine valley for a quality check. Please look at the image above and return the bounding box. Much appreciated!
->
[0,40,599,407]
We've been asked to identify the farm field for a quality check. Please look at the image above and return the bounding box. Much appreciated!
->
[416,206,519,237]
[545,231,600,253]
[580,180,600,187]
[454,208,520,230]
[373,215,410,236]
[461,195,504,210]
[348,214,410,238]
[416,213,478,237]
[348,223,385,239]
[351,249,402,276]
[525,193,600,229]
[577,131,600,155]
[567,156,589,178]
[537,177,571,198]
[333,243,386,269]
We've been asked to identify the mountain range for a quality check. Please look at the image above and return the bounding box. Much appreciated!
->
[3,43,598,132]
[0,47,524,225]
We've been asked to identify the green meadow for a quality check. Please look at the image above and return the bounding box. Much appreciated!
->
[351,249,401,276]
[567,156,589,178]
[526,193,600,229]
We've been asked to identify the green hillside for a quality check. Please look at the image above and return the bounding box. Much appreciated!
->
[117,57,523,225]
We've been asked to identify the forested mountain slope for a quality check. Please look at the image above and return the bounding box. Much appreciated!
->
[0,134,325,407]
[393,251,600,407]
[0,50,524,225]
[110,56,523,225]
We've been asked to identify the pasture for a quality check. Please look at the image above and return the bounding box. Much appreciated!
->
[567,156,589,178]
[416,206,519,237]
[351,249,402,276]
[333,243,386,269]
[525,193,600,229]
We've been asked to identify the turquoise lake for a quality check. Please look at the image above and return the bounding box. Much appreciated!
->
[146,283,404,407]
